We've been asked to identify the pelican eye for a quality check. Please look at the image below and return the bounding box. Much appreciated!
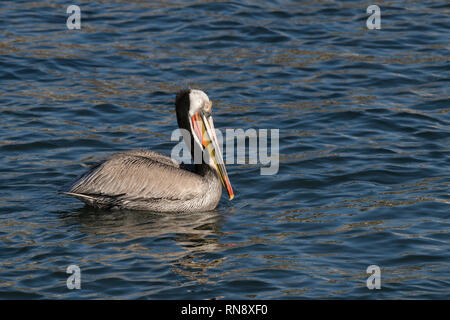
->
[204,101,212,111]
[202,101,212,117]
[201,109,212,118]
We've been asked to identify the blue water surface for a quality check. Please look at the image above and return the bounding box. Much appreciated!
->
[0,0,449,299]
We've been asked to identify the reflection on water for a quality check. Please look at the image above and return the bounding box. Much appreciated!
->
[64,208,228,288]
[71,208,222,244]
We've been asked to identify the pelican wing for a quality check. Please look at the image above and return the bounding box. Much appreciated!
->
[67,149,205,201]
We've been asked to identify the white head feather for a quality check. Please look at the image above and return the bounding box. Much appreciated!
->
[189,89,210,116]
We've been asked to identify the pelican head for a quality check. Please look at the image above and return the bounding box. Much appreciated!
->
[175,89,234,200]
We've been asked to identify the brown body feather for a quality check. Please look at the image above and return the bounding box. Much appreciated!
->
[65,149,222,212]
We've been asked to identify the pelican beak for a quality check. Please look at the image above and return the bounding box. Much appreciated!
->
[198,110,234,200]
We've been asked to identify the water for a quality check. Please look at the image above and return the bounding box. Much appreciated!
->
[0,0,449,299]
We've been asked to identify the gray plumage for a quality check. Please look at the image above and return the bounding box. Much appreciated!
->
[65,149,222,212]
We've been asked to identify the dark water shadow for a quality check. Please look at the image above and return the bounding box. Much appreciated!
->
[57,206,228,276]
[60,206,224,247]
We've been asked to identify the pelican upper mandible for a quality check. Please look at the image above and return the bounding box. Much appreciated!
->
[63,89,234,212]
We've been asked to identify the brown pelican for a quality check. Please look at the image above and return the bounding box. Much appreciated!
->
[63,89,234,212]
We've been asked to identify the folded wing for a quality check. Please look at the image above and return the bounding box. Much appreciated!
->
[67,149,205,202]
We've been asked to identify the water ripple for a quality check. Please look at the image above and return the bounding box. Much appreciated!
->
[0,0,449,299]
